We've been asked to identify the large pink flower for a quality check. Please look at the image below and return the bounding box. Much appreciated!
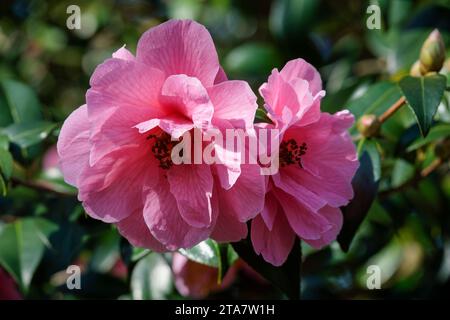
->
[57,20,265,251]
[251,59,359,266]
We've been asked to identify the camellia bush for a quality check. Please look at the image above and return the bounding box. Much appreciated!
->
[1,0,450,300]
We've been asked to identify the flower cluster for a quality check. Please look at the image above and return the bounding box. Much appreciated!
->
[57,19,358,266]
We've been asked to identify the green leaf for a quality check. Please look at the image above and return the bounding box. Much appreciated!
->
[0,217,58,292]
[399,74,447,137]
[179,239,237,284]
[407,123,450,152]
[358,139,381,182]
[0,133,9,150]
[338,152,379,252]
[2,121,56,149]
[269,0,319,40]
[90,229,120,274]
[232,238,301,299]
[254,108,272,124]
[391,159,415,188]
[179,238,220,268]
[224,43,282,81]
[130,253,172,300]
[347,82,402,120]
[0,79,43,125]
[0,148,13,180]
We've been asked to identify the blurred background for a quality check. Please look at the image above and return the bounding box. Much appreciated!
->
[1,0,450,299]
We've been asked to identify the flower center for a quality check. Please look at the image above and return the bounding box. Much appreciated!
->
[279,138,307,168]
[148,132,178,170]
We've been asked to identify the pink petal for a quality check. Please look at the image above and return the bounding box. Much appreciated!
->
[208,80,258,130]
[167,164,214,228]
[136,19,220,87]
[210,187,248,242]
[279,58,322,95]
[160,74,214,131]
[273,188,332,241]
[116,209,165,252]
[78,146,151,223]
[143,178,215,250]
[304,206,343,249]
[214,164,265,223]
[214,66,228,84]
[251,211,296,267]
[272,171,327,213]
[87,58,165,124]
[88,105,148,166]
[57,105,90,186]
[112,46,135,61]
[260,191,278,231]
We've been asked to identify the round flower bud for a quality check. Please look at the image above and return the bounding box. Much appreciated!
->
[357,114,381,138]
[419,29,446,74]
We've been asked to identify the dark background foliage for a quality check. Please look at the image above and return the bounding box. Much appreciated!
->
[1,0,450,299]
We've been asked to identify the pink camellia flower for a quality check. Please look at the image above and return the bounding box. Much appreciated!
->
[172,253,237,298]
[57,19,265,251]
[251,59,359,266]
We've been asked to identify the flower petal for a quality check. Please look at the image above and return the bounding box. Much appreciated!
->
[303,206,343,249]
[57,105,90,186]
[167,164,214,228]
[78,146,151,223]
[144,177,214,250]
[136,19,220,87]
[116,209,165,252]
[251,211,296,267]
[208,80,258,130]
[274,188,332,240]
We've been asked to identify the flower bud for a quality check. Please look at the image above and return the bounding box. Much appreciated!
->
[410,60,422,77]
[357,114,381,138]
[419,29,446,74]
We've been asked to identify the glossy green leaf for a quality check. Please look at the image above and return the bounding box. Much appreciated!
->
[407,123,450,152]
[347,82,402,120]
[358,139,381,182]
[2,121,56,149]
[338,152,379,252]
[0,79,43,125]
[130,253,172,300]
[232,238,301,299]
[179,238,220,268]
[0,218,58,292]
[399,74,447,137]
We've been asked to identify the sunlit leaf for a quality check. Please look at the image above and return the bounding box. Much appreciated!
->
[130,253,172,300]
[3,121,56,149]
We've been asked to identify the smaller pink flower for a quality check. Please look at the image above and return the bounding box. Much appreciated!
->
[0,268,22,300]
[172,253,237,298]
[251,59,359,266]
